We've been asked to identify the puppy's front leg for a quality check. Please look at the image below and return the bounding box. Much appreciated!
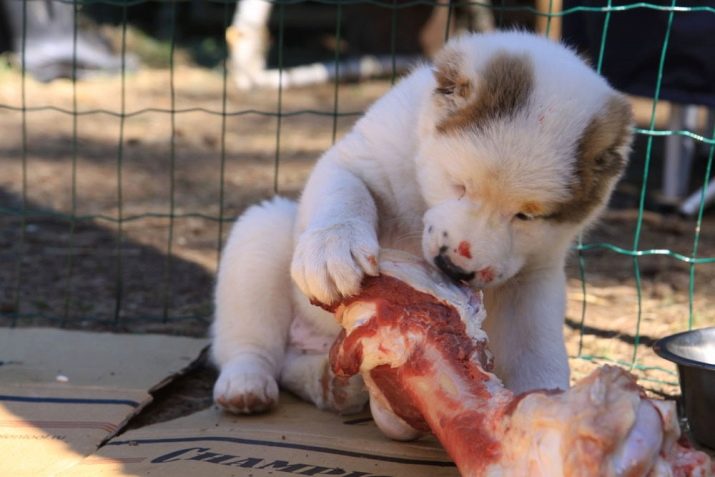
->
[483,267,571,394]
[291,152,380,305]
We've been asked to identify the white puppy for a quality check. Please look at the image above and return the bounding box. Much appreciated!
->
[212,31,633,415]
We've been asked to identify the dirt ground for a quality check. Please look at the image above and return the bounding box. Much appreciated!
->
[1,60,714,418]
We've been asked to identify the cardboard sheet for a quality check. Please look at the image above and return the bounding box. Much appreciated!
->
[0,383,149,476]
[1,329,459,476]
[60,393,459,477]
[0,328,207,389]
[0,328,207,476]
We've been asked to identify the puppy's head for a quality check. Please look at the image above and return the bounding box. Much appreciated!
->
[416,32,633,288]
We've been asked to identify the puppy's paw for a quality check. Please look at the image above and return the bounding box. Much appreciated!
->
[291,221,379,304]
[214,358,279,414]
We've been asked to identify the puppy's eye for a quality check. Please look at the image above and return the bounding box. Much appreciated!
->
[436,86,454,96]
[514,212,535,221]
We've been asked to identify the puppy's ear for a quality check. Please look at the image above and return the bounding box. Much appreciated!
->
[578,94,634,181]
[550,94,633,223]
[432,48,476,113]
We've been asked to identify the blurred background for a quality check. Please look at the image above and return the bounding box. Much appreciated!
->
[0,0,714,401]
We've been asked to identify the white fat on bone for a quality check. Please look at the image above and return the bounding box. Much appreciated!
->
[330,250,713,477]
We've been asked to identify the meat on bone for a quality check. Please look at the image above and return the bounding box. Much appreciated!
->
[327,250,713,477]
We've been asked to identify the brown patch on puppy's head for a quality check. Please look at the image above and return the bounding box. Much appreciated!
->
[434,51,534,133]
[547,95,633,223]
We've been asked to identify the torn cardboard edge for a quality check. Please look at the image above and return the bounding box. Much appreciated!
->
[118,345,216,433]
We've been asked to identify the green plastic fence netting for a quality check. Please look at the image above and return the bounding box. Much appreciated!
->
[0,0,713,393]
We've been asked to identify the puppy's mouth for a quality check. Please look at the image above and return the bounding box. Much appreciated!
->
[434,248,475,283]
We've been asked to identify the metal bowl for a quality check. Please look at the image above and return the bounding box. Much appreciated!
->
[653,326,715,450]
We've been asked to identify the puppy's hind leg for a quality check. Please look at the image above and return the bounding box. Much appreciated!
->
[281,348,368,415]
[212,197,297,414]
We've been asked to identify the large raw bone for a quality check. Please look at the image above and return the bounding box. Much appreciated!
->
[329,250,713,477]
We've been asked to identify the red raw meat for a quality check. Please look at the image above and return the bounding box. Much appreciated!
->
[328,251,713,477]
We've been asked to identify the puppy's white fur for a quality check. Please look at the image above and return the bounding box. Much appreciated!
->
[212,31,633,414]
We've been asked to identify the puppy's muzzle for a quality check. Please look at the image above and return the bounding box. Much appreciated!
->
[434,247,475,282]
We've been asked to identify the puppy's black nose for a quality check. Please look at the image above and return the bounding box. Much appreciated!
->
[434,249,475,282]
